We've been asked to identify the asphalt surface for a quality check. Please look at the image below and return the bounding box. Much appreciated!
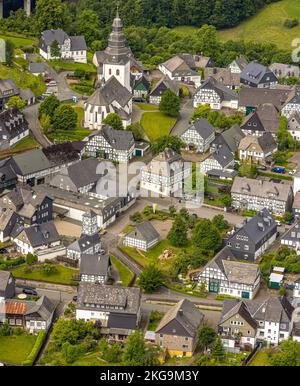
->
[23,104,51,148]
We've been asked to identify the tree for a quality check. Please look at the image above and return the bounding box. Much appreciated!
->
[167,215,188,247]
[283,212,294,223]
[212,214,229,231]
[168,205,177,218]
[192,219,222,253]
[220,194,233,209]
[4,39,14,66]
[277,116,296,151]
[40,114,52,134]
[127,123,144,141]
[51,318,93,348]
[34,0,70,33]
[211,336,226,363]
[238,160,258,178]
[197,326,217,351]
[122,330,146,366]
[77,9,100,47]
[159,89,180,117]
[138,264,164,293]
[103,343,122,363]
[38,95,60,121]
[41,263,58,276]
[6,96,26,110]
[103,113,123,130]
[150,135,184,155]
[270,340,300,366]
[129,211,143,223]
[50,40,61,58]
[52,105,77,131]
[26,253,38,265]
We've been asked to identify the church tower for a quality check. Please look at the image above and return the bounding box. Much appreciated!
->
[82,210,98,236]
[103,10,131,91]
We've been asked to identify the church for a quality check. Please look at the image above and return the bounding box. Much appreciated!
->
[85,11,134,130]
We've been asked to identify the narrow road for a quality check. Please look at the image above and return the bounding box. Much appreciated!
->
[171,98,194,136]
[23,104,52,148]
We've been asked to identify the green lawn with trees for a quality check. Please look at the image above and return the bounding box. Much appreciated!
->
[12,263,79,285]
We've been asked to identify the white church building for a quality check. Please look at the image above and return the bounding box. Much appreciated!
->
[85,12,133,129]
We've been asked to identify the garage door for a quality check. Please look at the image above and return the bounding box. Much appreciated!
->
[242,291,250,299]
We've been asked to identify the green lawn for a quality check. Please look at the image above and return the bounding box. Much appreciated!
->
[71,352,118,366]
[140,112,177,141]
[134,102,159,111]
[0,33,37,48]
[121,239,191,273]
[50,59,96,74]
[12,264,79,285]
[0,63,46,96]
[0,135,39,159]
[110,255,134,287]
[249,350,271,366]
[0,334,37,365]
[217,0,300,50]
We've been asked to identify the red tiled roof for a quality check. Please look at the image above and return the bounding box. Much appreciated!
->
[4,301,26,315]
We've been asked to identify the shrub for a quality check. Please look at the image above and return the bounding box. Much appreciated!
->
[26,253,38,265]
[0,256,25,270]
[284,18,299,28]
[22,331,46,366]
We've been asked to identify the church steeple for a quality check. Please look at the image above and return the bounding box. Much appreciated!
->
[104,9,131,63]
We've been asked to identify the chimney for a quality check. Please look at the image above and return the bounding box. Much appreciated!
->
[179,308,183,316]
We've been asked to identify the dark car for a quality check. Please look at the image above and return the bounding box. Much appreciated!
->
[72,295,78,302]
[258,165,267,171]
[0,248,8,254]
[23,288,38,296]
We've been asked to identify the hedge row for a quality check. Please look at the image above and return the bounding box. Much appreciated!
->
[0,257,25,270]
[22,331,46,366]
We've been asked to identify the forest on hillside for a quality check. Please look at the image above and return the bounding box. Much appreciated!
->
[4,0,280,29]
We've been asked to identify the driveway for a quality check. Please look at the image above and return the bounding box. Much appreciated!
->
[171,98,194,137]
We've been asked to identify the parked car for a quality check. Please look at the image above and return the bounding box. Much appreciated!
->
[72,295,78,302]
[258,165,267,171]
[289,169,297,175]
[45,78,54,84]
[271,167,285,174]
[22,288,38,296]
[275,220,282,226]
[99,249,106,255]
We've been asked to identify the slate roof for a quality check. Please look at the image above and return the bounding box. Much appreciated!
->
[0,270,12,293]
[156,299,204,337]
[231,177,292,203]
[0,207,15,231]
[204,67,240,87]
[293,192,300,210]
[126,221,159,243]
[11,149,51,175]
[196,246,260,286]
[238,87,291,109]
[270,63,300,78]
[283,86,300,107]
[50,158,101,190]
[281,221,300,243]
[0,108,28,145]
[161,55,199,76]
[214,124,245,153]
[77,282,141,314]
[69,35,87,51]
[132,75,150,91]
[241,61,277,85]
[0,78,18,97]
[220,296,294,327]
[195,76,238,102]
[86,76,132,108]
[25,295,55,320]
[228,208,277,245]
[68,233,101,253]
[183,118,214,140]
[29,63,46,74]
[241,103,280,134]
[150,75,179,97]
[238,132,277,154]
[231,55,248,71]
[16,221,60,248]
[209,140,234,168]
[80,254,110,276]
[40,29,86,51]
[98,125,134,151]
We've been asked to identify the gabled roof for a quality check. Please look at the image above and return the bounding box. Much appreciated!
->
[219,299,257,329]
[0,270,13,293]
[80,254,110,276]
[228,208,277,245]
[183,118,214,140]
[196,76,238,102]
[216,124,245,153]
[238,87,291,109]
[161,55,198,76]
[126,221,159,243]
[238,132,277,154]
[241,61,277,85]
[204,67,240,87]
[209,140,233,168]
[283,85,300,107]
[40,29,69,46]
[0,108,28,143]
[86,76,132,108]
[231,55,248,71]
[231,177,292,203]
[25,295,55,320]
[100,125,134,151]
[150,75,179,97]
[29,63,46,74]
[156,299,204,337]
[16,221,60,248]
[68,233,101,253]
[0,78,18,97]
[241,103,280,134]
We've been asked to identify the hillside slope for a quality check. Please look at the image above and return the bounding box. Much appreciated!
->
[217,0,300,50]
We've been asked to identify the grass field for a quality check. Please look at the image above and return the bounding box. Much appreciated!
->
[0,334,37,365]
[12,264,79,285]
[217,0,300,50]
[0,135,39,159]
[134,102,159,111]
[110,255,134,286]
[0,63,46,96]
[140,112,177,141]
[0,33,37,48]
[50,59,96,74]
[249,350,271,366]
